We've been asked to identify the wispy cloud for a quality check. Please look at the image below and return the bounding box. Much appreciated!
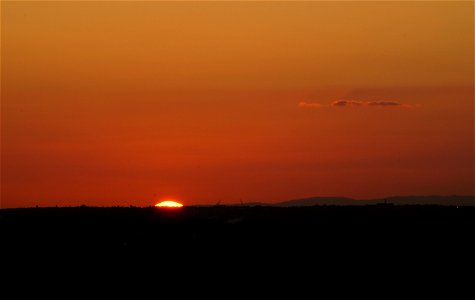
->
[298,101,321,108]
[367,101,403,107]
[332,100,364,107]
[299,99,413,109]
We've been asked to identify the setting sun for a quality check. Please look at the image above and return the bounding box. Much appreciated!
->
[155,201,184,208]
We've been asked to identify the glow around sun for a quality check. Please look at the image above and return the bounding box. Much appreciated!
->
[155,200,184,208]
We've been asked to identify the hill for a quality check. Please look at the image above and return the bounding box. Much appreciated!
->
[240,195,474,206]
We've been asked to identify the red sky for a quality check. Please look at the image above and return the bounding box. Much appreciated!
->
[1,1,473,207]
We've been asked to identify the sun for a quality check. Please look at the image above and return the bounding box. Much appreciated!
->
[155,200,184,208]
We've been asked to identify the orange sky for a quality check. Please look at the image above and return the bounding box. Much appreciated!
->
[1,1,473,207]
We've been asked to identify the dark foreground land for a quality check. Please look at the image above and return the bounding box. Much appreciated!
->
[1,205,474,292]
[2,205,473,255]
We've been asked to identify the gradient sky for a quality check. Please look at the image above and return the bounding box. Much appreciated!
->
[1,1,473,207]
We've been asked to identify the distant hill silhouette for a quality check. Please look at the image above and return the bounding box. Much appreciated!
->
[239,195,474,206]
[373,195,474,206]
[277,197,356,206]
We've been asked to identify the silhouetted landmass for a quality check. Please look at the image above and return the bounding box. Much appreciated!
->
[2,204,473,255]
[2,204,473,291]
[240,195,474,206]
[374,195,474,206]
[276,196,360,206]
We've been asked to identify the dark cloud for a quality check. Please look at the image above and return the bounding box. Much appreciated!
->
[332,100,410,108]
[300,99,413,109]
[367,101,401,106]
[332,100,363,107]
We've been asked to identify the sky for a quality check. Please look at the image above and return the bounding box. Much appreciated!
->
[1,1,473,207]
